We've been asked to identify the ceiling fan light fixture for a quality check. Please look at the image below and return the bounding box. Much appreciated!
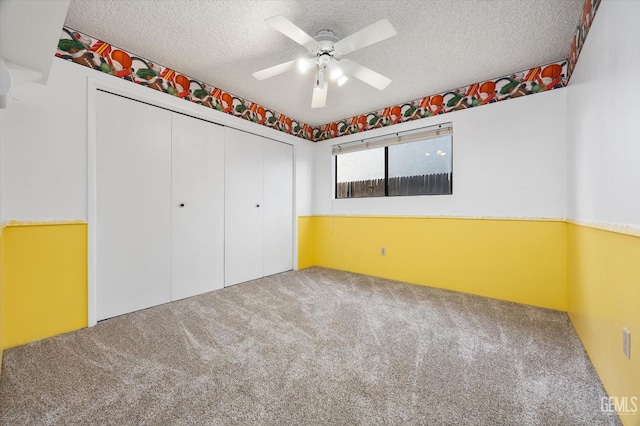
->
[298,57,315,73]
[329,63,344,80]
[255,15,397,108]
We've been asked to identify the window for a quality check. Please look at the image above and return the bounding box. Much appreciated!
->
[334,123,452,198]
[336,147,385,197]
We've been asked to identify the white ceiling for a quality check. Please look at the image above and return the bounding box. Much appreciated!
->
[65,0,583,127]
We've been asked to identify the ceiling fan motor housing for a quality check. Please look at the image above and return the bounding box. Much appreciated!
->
[314,29,339,56]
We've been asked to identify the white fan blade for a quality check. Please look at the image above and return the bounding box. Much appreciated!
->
[311,82,328,108]
[339,59,391,90]
[252,60,296,80]
[334,19,397,55]
[266,15,320,50]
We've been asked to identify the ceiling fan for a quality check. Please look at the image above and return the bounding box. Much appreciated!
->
[253,15,397,108]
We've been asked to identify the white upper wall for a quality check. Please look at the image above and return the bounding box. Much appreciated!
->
[313,88,568,219]
[0,59,87,222]
[0,58,314,223]
[1,41,575,224]
[0,107,3,223]
[0,0,70,84]
[567,0,640,229]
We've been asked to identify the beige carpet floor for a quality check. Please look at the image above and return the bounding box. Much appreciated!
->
[0,267,620,425]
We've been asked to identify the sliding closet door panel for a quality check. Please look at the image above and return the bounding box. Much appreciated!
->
[224,127,264,286]
[96,91,172,320]
[171,114,225,300]
[263,140,294,276]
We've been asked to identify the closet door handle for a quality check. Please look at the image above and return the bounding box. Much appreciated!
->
[256,204,260,208]
[179,203,185,207]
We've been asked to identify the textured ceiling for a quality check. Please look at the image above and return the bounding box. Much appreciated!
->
[65,0,583,127]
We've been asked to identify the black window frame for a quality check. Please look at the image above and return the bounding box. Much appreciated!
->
[333,123,453,199]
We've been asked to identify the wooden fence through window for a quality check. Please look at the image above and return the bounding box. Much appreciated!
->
[336,173,452,198]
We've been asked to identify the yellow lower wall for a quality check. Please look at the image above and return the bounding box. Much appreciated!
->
[0,228,4,367]
[0,218,635,423]
[299,216,567,311]
[0,222,88,349]
[567,223,640,425]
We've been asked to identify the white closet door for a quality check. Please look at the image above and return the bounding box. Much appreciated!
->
[224,127,264,286]
[263,139,293,276]
[171,113,225,300]
[96,91,172,320]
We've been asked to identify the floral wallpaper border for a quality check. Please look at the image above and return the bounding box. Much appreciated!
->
[311,60,567,141]
[567,0,601,81]
[312,0,602,141]
[58,0,599,144]
[56,27,315,140]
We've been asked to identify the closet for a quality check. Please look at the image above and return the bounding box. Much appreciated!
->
[171,113,225,301]
[95,90,293,320]
[224,127,293,286]
[96,91,227,320]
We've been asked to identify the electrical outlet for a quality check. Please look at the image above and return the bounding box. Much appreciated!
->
[623,327,631,359]
[380,247,386,256]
